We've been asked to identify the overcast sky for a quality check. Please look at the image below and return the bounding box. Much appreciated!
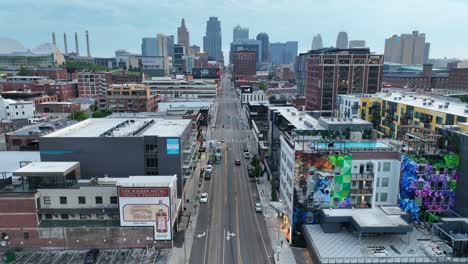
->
[1,0,467,60]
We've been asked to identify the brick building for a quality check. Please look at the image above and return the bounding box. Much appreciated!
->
[35,102,81,114]
[233,50,256,78]
[448,68,468,91]
[305,48,383,115]
[98,84,157,112]
[32,95,58,105]
[111,71,143,84]
[383,64,449,89]
[31,68,69,80]
[78,72,112,97]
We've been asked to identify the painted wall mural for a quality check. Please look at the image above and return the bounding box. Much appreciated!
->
[292,153,352,228]
[399,154,459,222]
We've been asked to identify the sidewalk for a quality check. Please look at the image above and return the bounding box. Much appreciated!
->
[256,172,296,264]
[168,128,209,264]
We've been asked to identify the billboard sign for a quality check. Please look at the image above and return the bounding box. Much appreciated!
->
[192,67,220,79]
[166,138,180,155]
[118,187,172,240]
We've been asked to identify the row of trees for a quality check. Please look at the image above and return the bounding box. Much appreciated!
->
[70,109,113,121]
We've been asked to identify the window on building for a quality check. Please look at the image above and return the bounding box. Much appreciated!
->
[377,162,381,172]
[95,196,103,204]
[43,196,51,205]
[45,214,52,220]
[1,233,7,239]
[61,214,69,220]
[381,178,389,187]
[383,162,391,172]
[376,178,380,187]
[444,198,450,206]
[380,192,388,202]
[60,196,67,204]
[23,232,29,240]
[110,196,118,204]
[97,214,105,220]
[78,196,86,204]
[375,193,379,202]
[80,214,90,220]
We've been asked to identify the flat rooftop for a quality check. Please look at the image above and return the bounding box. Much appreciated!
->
[321,207,409,229]
[116,175,176,187]
[13,162,79,176]
[319,117,372,125]
[43,118,190,138]
[269,106,324,130]
[345,92,468,118]
[157,101,213,112]
[304,224,455,262]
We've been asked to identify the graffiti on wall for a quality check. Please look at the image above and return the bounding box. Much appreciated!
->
[399,154,459,222]
[292,153,352,227]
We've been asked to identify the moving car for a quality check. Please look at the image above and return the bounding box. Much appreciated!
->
[207,160,213,166]
[206,164,213,173]
[255,202,262,212]
[84,248,100,264]
[200,193,208,204]
[204,170,212,180]
[235,159,241,165]
[244,152,251,159]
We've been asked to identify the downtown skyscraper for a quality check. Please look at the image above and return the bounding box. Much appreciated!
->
[256,32,269,63]
[384,30,429,64]
[336,31,348,49]
[203,16,223,63]
[177,18,190,53]
[311,34,323,50]
[233,25,249,42]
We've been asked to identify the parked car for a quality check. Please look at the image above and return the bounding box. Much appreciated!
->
[204,170,212,180]
[84,248,100,264]
[244,152,251,159]
[206,164,213,173]
[200,193,208,204]
[255,202,262,212]
[235,159,241,165]
[207,160,213,166]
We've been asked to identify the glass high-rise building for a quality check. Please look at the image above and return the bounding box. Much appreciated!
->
[336,32,348,49]
[270,41,298,65]
[256,32,269,63]
[141,38,158,57]
[203,17,223,63]
[233,25,249,42]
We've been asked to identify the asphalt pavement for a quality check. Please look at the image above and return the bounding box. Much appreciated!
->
[189,73,274,264]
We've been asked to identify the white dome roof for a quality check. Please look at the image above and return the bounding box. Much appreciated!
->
[0,38,27,54]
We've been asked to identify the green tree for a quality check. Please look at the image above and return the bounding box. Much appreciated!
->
[64,60,105,72]
[70,110,89,121]
[259,82,268,91]
[18,67,32,76]
[92,110,113,118]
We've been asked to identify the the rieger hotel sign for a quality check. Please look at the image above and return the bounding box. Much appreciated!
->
[118,187,172,240]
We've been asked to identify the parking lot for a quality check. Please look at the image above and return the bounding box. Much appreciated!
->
[10,248,170,264]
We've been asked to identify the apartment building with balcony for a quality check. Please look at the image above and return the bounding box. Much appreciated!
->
[278,134,401,245]
[77,72,112,97]
[337,92,468,138]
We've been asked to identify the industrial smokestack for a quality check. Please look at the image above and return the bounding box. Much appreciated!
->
[64,33,68,54]
[74,32,79,56]
[86,30,91,57]
[52,32,56,45]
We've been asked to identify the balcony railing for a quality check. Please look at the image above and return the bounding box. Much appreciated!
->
[351,173,374,180]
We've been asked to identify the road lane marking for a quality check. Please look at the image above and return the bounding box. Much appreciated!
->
[234,156,243,264]
[224,142,227,206]
[222,229,225,264]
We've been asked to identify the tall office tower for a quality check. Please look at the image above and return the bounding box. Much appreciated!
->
[424,42,431,63]
[304,48,384,114]
[256,32,269,63]
[384,30,427,64]
[173,44,186,74]
[141,37,158,56]
[311,34,323,50]
[336,32,348,49]
[203,17,223,63]
[233,25,249,42]
[177,18,190,53]
[167,35,174,58]
[349,40,366,48]
[270,41,298,65]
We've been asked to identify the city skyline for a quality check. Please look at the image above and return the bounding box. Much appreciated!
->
[1,0,467,60]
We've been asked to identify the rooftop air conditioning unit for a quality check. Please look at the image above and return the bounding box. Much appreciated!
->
[444,105,449,108]
[464,109,468,114]
[398,97,402,100]
[299,117,303,121]
[423,102,427,106]
[438,105,443,109]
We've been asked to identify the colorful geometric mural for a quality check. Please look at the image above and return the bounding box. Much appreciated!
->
[292,153,352,230]
[399,154,459,222]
